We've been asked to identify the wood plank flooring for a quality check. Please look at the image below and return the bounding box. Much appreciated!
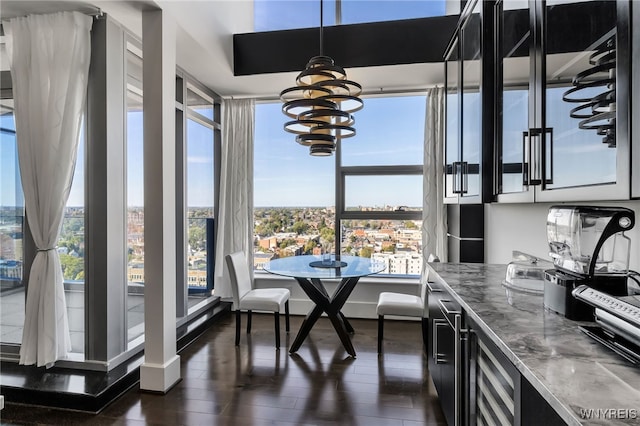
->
[0,312,446,425]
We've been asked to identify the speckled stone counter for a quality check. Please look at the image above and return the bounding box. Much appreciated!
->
[427,263,640,426]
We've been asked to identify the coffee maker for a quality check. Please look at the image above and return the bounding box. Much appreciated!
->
[544,205,635,320]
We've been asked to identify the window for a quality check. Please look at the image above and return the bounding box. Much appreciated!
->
[254,95,425,276]
[254,0,447,31]
[126,43,145,343]
[62,120,85,353]
[0,97,24,345]
[338,95,425,276]
[185,84,216,297]
[254,102,335,267]
[0,80,86,352]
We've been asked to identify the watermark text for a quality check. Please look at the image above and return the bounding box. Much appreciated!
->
[579,408,638,420]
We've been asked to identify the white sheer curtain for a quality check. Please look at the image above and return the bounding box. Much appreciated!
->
[4,12,93,367]
[423,87,448,263]
[214,99,255,303]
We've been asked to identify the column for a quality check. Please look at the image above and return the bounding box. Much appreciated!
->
[140,9,180,392]
[85,15,128,365]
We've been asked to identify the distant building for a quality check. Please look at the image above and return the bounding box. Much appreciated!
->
[0,259,22,280]
[254,252,274,270]
[187,270,207,288]
[372,252,423,275]
[258,236,277,250]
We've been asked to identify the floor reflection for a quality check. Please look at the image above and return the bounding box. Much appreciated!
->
[1,313,447,425]
[290,342,356,425]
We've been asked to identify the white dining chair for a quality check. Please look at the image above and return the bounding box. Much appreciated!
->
[226,252,290,349]
[376,259,437,353]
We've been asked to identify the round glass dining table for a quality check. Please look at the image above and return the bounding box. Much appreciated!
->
[263,255,386,357]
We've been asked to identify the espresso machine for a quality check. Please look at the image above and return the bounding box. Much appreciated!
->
[544,205,635,320]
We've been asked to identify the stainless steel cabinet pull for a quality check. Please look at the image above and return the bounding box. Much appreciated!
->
[454,313,468,426]
[439,299,462,316]
[522,128,547,186]
[433,319,448,364]
[522,130,530,186]
[529,128,543,185]
[427,282,442,293]
[545,127,554,184]
[453,161,463,194]
[461,161,468,194]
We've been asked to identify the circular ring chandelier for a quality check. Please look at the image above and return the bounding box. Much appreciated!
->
[279,1,363,156]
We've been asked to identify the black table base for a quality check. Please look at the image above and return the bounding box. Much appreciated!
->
[291,276,360,357]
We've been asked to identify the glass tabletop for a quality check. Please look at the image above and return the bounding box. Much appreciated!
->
[263,255,386,279]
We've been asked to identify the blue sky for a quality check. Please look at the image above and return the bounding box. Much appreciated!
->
[254,95,426,207]
[254,0,447,31]
[0,96,427,209]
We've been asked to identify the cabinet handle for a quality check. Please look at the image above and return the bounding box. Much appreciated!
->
[433,319,448,363]
[453,161,462,194]
[545,127,554,185]
[427,282,442,293]
[461,161,468,194]
[522,128,545,186]
[439,299,461,316]
[454,313,468,426]
[530,128,543,185]
[522,130,529,186]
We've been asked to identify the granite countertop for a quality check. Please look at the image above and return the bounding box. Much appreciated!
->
[427,263,640,426]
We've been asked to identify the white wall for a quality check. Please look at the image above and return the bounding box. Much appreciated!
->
[485,200,640,272]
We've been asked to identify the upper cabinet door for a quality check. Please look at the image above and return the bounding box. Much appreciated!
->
[444,39,460,202]
[537,0,629,201]
[495,0,631,203]
[495,0,535,203]
[460,10,482,200]
[444,0,490,205]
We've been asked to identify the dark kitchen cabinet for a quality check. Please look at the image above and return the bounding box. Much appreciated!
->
[427,275,571,426]
[444,0,495,204]
[428,281,465,426]
[494,0,632,202]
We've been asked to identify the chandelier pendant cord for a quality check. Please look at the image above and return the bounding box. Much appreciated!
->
[319,0,324,56]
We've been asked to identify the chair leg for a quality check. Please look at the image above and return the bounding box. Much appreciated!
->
[285,301,290,332]
[246,310,252,334]
[235,310,241,346]
[377,315,384,353]
[274,312,281,349]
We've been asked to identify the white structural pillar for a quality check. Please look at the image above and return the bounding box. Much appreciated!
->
[140,9,181,392]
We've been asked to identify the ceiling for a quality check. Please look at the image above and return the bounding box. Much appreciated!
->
[0,0,446,98]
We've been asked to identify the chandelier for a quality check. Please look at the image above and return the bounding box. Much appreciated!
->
[279,0,363,156]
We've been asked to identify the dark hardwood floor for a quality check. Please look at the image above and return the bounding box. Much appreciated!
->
[0,312,446,425]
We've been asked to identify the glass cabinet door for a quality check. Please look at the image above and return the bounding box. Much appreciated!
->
[460,11,482,199]
[444,40,460,200]
[495,0,630,202]
[497,0,532,199]
[541,0,618,193]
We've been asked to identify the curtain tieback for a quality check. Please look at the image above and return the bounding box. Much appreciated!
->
[36,247,58,252]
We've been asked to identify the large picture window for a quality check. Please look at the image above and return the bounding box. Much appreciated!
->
[254,95,425,276]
